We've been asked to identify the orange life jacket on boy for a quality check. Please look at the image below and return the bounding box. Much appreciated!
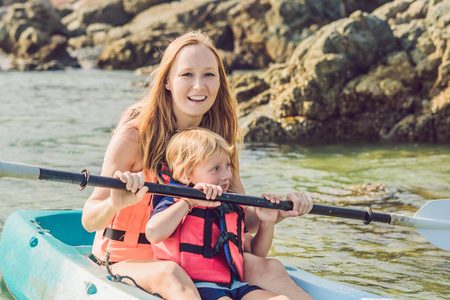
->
[91,173,155,263]
[151,178,246,287]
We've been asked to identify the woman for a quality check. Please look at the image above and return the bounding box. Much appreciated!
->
[82,31,313,300]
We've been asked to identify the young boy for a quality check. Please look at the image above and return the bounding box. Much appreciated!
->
[146,127,292,300]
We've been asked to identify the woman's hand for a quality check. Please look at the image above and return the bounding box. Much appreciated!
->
[255,193,281,223]
[110,170,149,210]
[278,192,313,219]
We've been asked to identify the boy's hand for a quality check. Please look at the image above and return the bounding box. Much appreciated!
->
[181,182,222,209]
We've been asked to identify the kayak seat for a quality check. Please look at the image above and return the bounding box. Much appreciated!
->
[35,211,95,246]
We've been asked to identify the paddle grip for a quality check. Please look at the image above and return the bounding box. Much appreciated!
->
[310,204,391,224]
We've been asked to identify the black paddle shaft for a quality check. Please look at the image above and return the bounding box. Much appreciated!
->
[38,168,292,210]
[38,167,392,224]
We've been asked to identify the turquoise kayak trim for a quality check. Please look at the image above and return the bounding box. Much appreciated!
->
[0,210,390,299]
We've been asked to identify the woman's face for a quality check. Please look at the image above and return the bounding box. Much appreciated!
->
[166,44,220,129]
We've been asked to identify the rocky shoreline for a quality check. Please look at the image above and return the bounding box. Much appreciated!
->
[1,0,449,143]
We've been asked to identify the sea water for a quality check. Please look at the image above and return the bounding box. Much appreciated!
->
[0,69,449,299]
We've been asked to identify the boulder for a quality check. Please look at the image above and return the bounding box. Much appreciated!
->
[122,0,170,17]
[62,0,131,35]
[1,0,449,143]
[0,1,78,70]
[239,0,450,143]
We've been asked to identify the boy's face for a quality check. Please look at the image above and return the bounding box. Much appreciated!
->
[188,150,232,192]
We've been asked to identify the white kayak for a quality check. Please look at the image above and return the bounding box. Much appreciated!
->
[0,210,391,299]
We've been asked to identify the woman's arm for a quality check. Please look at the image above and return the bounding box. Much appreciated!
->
[231,155,262,234]
[243,185,314,232]
[82,126,147,232]
[244,220,275,257]
[234,147,314,230]
[244,193,279,257]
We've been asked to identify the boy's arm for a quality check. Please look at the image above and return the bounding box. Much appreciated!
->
[146,183,222,244]
[145,199,191,244]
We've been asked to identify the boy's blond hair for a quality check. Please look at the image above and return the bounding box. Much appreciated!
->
[166,128,235,185]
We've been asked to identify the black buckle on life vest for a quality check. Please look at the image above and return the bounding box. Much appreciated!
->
[213,203,236,218]
[212,231,229,255]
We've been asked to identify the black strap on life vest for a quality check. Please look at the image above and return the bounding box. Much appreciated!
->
[179,203,245,258]
[103,166,155,246]
[103,227,151,245]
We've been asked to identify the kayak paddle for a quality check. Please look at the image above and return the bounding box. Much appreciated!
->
[1,161,449,251]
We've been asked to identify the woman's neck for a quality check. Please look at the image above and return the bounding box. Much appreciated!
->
[176,117,202,131]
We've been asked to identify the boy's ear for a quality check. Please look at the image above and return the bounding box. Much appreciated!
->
[181,174,189,184]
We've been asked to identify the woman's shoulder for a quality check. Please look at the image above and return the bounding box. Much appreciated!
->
[104,125,142,172]
[117,101,144,127]
[125,104,143,118]
[114,123,139,141]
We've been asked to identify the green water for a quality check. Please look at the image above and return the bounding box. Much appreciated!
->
[0,70,449,299]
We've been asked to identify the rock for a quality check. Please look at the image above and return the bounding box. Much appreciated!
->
[0,1,67,52]
[122,0,170,17]
[372,0,414,20]
[381,113,436,142]
[12,34,79,71]
[342,0,394,14]
[0,0,27,5]
[391,19,426,51]
[96,0,236,69]
[245,116,286,142]
[240,0,450,143]
[339,51,418,116]
[239,90,273,118]
[430,86,450,142]
[282,11,398,121]
[233,73,270,103]
[62,0,131,35]
[0,1,78,70]
[0,0,448,143]
[426,0,450,28]
[97,31,179,70]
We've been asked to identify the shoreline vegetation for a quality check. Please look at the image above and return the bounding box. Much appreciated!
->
[0,0,449,144]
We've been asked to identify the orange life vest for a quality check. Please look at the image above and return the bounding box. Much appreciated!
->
[152,197,246,286]
[91,173,155,263]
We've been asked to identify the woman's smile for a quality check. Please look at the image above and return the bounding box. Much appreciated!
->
[188,95,207,102]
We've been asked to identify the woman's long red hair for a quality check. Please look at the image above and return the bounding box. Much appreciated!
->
[128,31,240,182]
